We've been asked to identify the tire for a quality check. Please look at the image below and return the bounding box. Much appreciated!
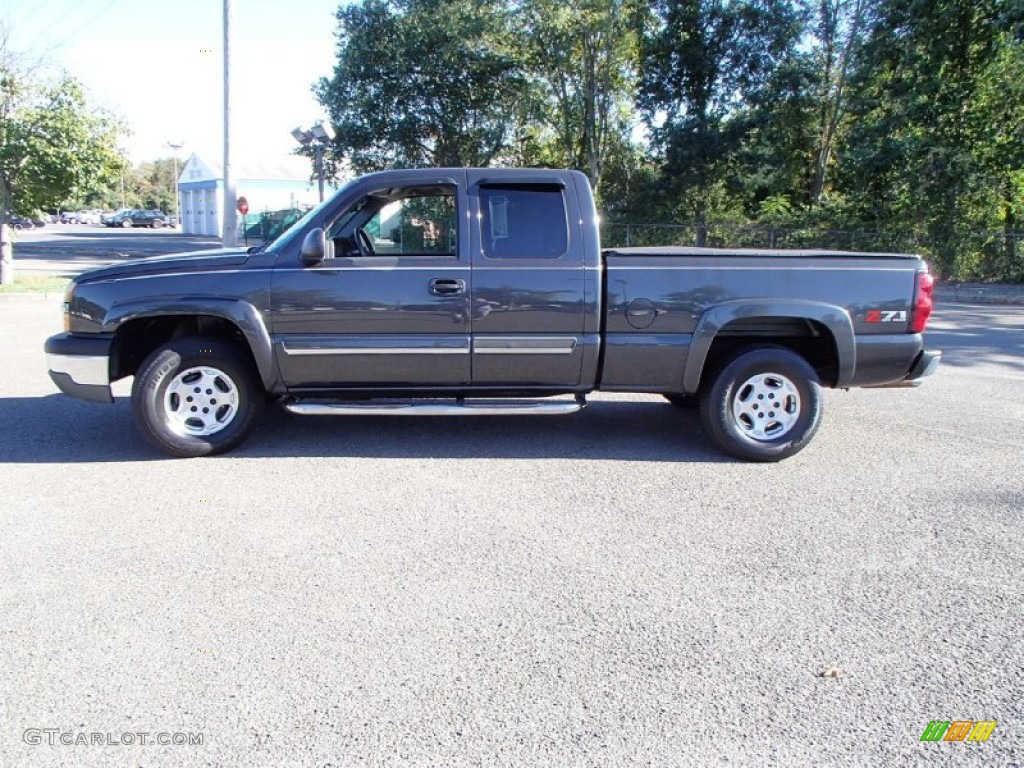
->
[121,219,132,228]
[131,337,264,457]
[663,393,698,408]
[700,346,821,462]
[152,220,163,229]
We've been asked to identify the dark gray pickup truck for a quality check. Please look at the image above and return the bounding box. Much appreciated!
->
[45,168,939,461]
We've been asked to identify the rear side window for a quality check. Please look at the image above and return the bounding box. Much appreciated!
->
[479,184,568,259]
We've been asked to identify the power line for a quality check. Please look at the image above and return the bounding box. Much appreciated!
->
[7,0,91,47]
[46,0,121,52]
[5,0,65,29]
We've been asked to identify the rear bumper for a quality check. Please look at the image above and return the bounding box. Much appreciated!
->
[45,333,114,403]
[868,349,941,389]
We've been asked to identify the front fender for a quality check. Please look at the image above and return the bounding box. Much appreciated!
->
[102,298,279,391]
[682,299,856,393]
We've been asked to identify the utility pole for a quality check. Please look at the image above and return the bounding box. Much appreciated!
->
[1,178,13,284]
[314,144,325,203]
[222,0,238,246]
[166,141,184,227]
[0,222,12,286]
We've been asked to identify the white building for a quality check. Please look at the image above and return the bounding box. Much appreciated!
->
[177,153,331,236]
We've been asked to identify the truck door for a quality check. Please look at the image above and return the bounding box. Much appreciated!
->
[468,177,587,386]
[269,177,471,389]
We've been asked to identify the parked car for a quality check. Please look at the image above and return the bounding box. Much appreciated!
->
[100,209,127,225]
[44,167,940,461]
[106,209,171,229]
[9,215,43,230]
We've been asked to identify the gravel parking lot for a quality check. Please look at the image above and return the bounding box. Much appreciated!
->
[1,296,1021,767]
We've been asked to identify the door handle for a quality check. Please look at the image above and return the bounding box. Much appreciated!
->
[430,278,466,296]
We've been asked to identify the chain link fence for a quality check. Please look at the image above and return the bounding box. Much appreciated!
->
[601,223,1023,282]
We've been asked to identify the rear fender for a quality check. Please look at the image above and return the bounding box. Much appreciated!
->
[682,300,856,393]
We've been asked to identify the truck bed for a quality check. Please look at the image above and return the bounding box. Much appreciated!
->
[599,246,927,392]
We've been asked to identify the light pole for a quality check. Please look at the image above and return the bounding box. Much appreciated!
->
[292,122,335,203]
[222,0,238,246]
[166,140,184,227]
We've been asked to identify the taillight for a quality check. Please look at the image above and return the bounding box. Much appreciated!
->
[909,269,934,333]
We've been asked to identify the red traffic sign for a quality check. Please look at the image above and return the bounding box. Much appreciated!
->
[237,197,249,215]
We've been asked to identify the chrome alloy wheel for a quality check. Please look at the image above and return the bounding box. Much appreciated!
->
[731,372,801,441]
[163,366,239,437]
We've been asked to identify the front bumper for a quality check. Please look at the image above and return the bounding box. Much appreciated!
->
[45,333,114,403]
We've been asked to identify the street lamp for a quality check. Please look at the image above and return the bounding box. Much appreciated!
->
[166,140,184,227]
[292,122,335,202]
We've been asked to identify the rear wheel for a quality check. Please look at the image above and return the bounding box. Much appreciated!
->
[700,346,821,462]
[131,337,264,457]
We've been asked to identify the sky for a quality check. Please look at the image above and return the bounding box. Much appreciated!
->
[2,0,342,165]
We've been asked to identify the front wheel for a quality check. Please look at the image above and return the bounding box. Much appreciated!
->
[700,347,821,462]
[121,219,132,228]
[131,337,264,457]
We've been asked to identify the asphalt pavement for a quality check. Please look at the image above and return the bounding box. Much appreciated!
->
[4,225,225,278]
[0,292,1021,766]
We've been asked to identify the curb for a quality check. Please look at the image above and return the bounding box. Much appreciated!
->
[935,283,1024,307]
[0,291,65,302]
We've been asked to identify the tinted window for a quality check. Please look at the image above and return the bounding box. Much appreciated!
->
[366,193,455,256]
[328,187,457,257]
[479,184,568,259]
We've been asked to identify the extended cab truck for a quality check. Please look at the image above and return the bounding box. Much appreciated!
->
[45,168,940,461]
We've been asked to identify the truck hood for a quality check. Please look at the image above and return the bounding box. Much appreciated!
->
[73,248,251,283]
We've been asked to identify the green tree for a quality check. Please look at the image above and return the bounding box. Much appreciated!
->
[0,35,124,282]
[733,49,817,214]
[316,0,530,173]
[839,0,1015,277]
[806,0,874,205]
[125,158,178,212]
[635,0,803,242]
[969,34,1024,279]
[519,0,638,197]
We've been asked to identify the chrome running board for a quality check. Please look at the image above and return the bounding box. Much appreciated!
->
[284,396,586,417]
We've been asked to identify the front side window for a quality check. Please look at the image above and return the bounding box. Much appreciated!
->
[479,184,568,259]
[360,191,456,257]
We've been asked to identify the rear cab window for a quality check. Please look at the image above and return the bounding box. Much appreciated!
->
[478,184,569,260]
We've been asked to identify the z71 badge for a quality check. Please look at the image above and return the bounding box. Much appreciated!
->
[865,309,907,323]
